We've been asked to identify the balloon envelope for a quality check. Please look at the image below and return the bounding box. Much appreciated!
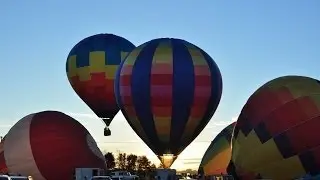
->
[0,136,7,174]
[199,122,235,176]
[66,33,136,127]
[229,76,320,179]
[3,111,106,180]
[115,38,222,168]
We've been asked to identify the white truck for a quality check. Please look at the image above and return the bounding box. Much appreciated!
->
[75,168,107,180]
[110,171,139,180]
[154,169,177,180]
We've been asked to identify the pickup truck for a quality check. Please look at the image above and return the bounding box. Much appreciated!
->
[110,171,139,180]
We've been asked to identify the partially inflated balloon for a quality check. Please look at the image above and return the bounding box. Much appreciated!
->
[115,38,222,168]
[66,33,136,136]
[3,111,106,180]
[229,76,320,179]
[199,122,235,176]
[0,136,7,174]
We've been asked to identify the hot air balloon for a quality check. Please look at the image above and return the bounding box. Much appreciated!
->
[228,75,320,179]
[3,111,106,180]
[0,136,8,174]
[66,33,136,136]
[198,122,235,177]
[115,38,222,168]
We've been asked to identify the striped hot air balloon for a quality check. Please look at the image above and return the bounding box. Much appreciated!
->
[2,111,106,180]
[66,33,136,136]
[229,76,320,180]
[199,122,235,176]
[115,38,223,168]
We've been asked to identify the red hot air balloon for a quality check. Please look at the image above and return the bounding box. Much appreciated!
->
[66,33,136,136]
[0,136,8,174]
[3,111,106,180]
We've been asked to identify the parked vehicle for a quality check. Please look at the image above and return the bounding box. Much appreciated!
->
[154,169,176,180]
[110,171,139,180]
[90,176,112,180]
[75,168,105,180]
[0,175,30,180]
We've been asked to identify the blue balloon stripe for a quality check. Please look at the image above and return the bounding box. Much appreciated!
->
[131,40,163,154]
[170,39,195,153]
[114,48,156,150]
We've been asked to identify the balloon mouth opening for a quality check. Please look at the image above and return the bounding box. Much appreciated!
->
[158,154,177,169]
[102,118,112,136]
[101,117,112,126]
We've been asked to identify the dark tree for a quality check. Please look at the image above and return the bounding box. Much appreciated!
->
[137,155,151,171]
[116,152,127,170]
[150,163,156,169]
[157,163,165,168]
[126,154,138,171]
[104,152,116,169]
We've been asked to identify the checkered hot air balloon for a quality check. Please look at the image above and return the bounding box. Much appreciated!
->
[115,38,223,168]
[198,122,235,177]
[228,75,320,179]
[66,33,136,136]
[2,111,106,180]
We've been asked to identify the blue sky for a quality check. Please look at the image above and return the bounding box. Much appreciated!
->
[0,0,319,170]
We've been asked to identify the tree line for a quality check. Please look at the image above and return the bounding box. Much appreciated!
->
[104,152,164,172]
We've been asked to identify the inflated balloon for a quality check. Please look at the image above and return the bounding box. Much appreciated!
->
[3,111,106,180]
[198,122,235,176]
[66,33,136,136]
[115,38,222,168]
[0,136,7,174]
[229,76,320,179]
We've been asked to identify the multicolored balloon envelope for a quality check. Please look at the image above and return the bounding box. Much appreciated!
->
[228,76,320,180]
[2,111,106,180]
[115,38,223,168]
[198,122,235,176]
[66,33,136,136]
